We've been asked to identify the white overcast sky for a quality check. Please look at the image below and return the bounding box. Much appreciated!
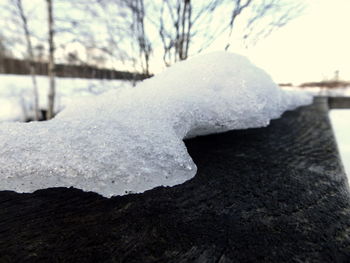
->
[228,0,350,84]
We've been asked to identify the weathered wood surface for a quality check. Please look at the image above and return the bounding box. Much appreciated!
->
[329,97,350,109]
[0,97,350,262]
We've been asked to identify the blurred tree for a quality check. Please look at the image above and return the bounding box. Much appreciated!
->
[13,0,40,121]
[0,35,10,73]
[66,51,80,65]
[51,0,303,74]
[157,0,303,65]
[334,70,340,81]
[46,0,56,120]
[0,0,304,79]
[234,0,304,48]
[34,44,45,62]
[158,0,194,65]
[128,0,152,75]
[95,0,303,69]
[56,0,133,74]
[0,35,12,58]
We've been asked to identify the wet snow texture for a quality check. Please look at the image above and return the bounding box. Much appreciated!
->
[0,52,312,197]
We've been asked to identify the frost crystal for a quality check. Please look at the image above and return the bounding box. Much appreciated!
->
[0,52,312,197]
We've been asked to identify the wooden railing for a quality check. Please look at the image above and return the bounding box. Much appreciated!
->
[0,97,349,261]
[328,96,350,109]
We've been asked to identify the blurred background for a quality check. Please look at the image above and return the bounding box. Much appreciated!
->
[0,0,349,173]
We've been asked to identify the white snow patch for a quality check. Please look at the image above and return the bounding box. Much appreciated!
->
[282,86,350,97]
[329,110,350,177]
[0,75,133,121]
[0,52,312,197]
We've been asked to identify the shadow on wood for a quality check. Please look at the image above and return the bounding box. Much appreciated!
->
[0,98,349,262]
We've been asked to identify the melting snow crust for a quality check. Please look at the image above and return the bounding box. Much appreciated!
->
[0,52,312,197]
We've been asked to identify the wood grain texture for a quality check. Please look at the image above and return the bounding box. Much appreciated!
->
[0,97,349,262]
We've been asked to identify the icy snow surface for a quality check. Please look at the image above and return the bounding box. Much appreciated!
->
[0,52,312,197]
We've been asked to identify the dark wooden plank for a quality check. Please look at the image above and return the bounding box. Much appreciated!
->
[329,97,350,109]
[0,97,349,262]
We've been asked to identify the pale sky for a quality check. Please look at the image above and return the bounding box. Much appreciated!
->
[150,0,350,85]
[233,0,350,84]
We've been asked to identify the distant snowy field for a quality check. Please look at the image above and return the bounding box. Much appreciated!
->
[0,74,133,121]
[282,86,350,97]
[329,110,350,177]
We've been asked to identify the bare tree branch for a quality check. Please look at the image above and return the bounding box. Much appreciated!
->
[14,0,40,121]
[46,0,56,120]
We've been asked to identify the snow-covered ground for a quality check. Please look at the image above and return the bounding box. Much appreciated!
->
[0,75,134,122]
[329,110,350,177]
[0,52,312,197]
[282,86,350,97]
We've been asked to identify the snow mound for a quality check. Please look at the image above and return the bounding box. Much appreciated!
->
[0,52,312,197]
